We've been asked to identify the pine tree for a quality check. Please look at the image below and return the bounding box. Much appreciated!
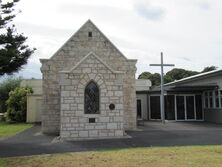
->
[0,0,35,76]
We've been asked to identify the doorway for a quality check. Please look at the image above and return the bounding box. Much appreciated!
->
[176,95,196,121]
[137,99,142,119]
[149,94,202,121]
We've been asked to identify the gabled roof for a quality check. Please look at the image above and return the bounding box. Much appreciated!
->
[59,52,124,74]
[164,69,222,86]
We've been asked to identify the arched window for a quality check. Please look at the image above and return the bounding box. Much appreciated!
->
[84,81,100,114]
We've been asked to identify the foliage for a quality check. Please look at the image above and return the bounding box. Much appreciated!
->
[165,68,199,82]
[0,76,22,113]
[0,0,36,76]
[0,122,32,138]
[138,66,218,87]
[138,72,161,87]
[6,86,33,122]
[201,66,218,73]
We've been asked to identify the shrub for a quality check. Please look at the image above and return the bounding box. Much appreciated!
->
[6,86,33,122]
[0,77,22,113]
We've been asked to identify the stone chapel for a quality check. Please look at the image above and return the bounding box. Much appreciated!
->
[40,20,137,140]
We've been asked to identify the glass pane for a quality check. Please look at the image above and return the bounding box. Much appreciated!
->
[150,96,161,119]
[195,95,203,120]
[205,98,208,108]
[137,99,142,119]
[176,96,185,120]
[209,97,213,108]
[165,95,175,120]
[209,92,212,96]
[221,98,222,108]
[84,81,99,114]
[186,96,195,119]
[216,98,219,108]
[215,90,219,96]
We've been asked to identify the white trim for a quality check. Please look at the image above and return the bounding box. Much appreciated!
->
[174,95,177,120]
[194,95,197,120]
[219,89,222,108]
[184,96,187,120]
[203,89,222,109]
[201,93,205,121]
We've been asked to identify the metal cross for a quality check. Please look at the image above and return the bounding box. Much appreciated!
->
[150,52,175,123]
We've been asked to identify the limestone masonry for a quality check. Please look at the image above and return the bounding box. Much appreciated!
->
[40,20,137,140]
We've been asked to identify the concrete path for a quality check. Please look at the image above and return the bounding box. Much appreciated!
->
[1,121,222,157]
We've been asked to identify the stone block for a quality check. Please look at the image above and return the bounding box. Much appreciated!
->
[89,130,98,137]
[107,123,117,129]
[61,104,70,110]
[114,116,123,122]
[101,97,109,103]
[60,131,70,138]
[115,104,123,110]
[78,104,84,110]
[79,131,88,137]
[60,78,71,86]
[115,91,123,96]
[61,91,70,97]
[115,130,123,136]
[99,117,109,122]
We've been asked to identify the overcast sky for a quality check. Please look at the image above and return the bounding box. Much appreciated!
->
[8,0,222,79]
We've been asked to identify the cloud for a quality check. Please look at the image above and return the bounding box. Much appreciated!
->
[134,2,165,21]
[15,62,42,79]
[180,57,191,62]
[198,2,211,10]
[4,0,222,79]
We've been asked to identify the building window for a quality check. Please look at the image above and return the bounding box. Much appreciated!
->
[215,90,220,108]
[204,90,222,109]
[84,81,99,114]
[209,91,213,108]
[204,92,209,108]
[220,90,222,108]
[88,32,92,37]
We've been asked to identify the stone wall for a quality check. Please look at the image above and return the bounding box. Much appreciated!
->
[40,20,137,137]
[60,53,124,139]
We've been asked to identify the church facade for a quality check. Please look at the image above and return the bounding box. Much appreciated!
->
[40,20,137,140]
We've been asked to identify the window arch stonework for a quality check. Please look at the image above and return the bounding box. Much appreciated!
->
[84,81,100,114]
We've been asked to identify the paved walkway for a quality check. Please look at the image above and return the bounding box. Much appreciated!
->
[1,121,222,157]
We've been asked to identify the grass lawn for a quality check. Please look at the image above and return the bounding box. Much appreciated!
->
[0,122,33,139]
[1,145,222,167]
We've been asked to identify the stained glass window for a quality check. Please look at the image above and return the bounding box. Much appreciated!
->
[84,81,99,114]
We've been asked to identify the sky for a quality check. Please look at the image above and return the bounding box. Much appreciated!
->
[5,0,222,79]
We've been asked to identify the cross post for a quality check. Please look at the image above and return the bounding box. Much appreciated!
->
[150,52,175,123]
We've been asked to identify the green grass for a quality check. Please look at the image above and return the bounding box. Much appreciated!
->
[0,122,33,138]
[1,145,222,167]
[0,161,7,167]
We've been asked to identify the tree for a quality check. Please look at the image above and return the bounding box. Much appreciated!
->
[6,86,33,122]
[201,66,218,73]
[138,72,161,87]
[0,0,35,76]
[165,68,199,81]
[138,66,217,87]
[0,76,22,113]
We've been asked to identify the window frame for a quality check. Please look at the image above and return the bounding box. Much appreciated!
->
[220,89,222,108]
[204,89,222,109]
[84,81,100,114]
